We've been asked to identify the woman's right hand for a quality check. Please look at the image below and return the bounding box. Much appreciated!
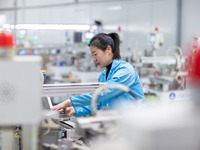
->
[53,99,72,111]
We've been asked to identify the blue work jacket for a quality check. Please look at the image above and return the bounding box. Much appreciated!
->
[70,59,144,116]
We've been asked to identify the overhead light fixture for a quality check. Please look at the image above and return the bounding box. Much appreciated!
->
[106,6,122,11]
[67,24,90,30]
[3,24,94,31]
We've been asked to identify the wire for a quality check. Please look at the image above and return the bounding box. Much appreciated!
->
[41,119,51,136]
[166,45,183,58]
[128,91,137,99]
[91,83,136,116]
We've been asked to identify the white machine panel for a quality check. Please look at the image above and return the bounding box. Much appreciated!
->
[160,90,193,103]
[0,56,42,125]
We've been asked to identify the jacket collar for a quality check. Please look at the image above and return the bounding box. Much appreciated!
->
[102,59,121,75]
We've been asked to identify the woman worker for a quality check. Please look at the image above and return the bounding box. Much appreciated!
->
[53,32,144,116]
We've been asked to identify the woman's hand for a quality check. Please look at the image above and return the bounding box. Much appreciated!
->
[64,107,76,115]
[53,99,72,111]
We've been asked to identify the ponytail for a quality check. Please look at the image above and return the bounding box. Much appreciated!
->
[108,33,121,59]
[88,32,121,59]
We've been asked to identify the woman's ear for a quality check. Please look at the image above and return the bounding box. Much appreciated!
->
[106,45,112,54]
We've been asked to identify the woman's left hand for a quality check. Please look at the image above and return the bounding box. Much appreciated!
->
[64,107,76,115]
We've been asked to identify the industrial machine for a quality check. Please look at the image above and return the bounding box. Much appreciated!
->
[0,56,42,150]
[134,45,187,102]
[40,82,105,149]
[40,83,137,150]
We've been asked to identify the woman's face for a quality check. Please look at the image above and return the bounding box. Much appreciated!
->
[90,46,113,68]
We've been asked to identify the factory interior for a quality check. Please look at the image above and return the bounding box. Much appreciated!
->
[0,0,200,149]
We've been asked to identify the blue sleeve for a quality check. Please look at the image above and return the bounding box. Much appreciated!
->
[73,105,93,116]
[70,93,94,107]
[73,103,101,117]
[71,66,136,107]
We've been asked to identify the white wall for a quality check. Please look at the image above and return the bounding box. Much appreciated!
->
[0,0,185,56]
[181,0,200,54]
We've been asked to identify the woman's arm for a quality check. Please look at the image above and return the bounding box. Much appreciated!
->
[70,67,135,107]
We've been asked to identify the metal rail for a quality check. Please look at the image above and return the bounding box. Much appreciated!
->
[41,82,105,97]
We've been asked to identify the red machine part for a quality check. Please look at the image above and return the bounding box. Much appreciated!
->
[192,48,200,79]
[0,31,14,47]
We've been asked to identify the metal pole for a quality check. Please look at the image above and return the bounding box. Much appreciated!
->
[13,0,17,54]
[22,124,39,150]
[1,127,15,150]
[176,0,182,47]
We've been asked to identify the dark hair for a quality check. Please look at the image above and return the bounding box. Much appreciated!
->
[88,32,121,59]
